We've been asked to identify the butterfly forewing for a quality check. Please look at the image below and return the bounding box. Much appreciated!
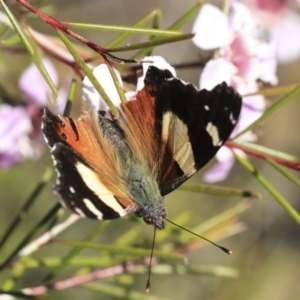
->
[140,66,242,195]
[42,108,136,220]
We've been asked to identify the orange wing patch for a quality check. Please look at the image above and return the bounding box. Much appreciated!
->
[120,85,158,172]
[43,108,129,200]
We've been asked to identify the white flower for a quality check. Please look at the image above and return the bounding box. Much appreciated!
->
[82,56,176,111]
[137,56,176,90]
[192,4,232,50]
[82,64,123,110]
[244,0,300,64]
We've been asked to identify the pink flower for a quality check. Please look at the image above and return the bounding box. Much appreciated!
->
[19,58,66,114]
[192,2,277,182]
[194,3,278,92]
[1,58,67,169]
[19,58,58,107]
[245,0,300,63]
[0,105,33,168]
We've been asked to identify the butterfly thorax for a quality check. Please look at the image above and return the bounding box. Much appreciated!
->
[127,168,166,229]
[99,115,166,228]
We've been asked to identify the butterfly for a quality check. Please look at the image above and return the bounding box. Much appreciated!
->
[42,66,242,230]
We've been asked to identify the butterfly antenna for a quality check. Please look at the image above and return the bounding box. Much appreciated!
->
[165,218,232,255]
[146,226,157,292]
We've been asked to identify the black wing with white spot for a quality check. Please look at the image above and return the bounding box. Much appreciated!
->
[50,142,126,219]
[143,66,242,195]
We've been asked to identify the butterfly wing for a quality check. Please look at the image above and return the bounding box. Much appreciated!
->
[138,66,242,195]
[42,108,136,220]
[42,66,241,224]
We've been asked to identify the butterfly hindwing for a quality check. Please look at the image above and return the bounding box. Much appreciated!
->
[51,143,127,219]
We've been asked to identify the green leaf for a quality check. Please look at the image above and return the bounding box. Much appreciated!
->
[245,84,298,98]
[0,0,57,96]
[56,30,119,117]
[132,2,202,59]
[222,0,231,14]
[106,33,194,52]
[63,74,77,117]
[19,255,116,268]
[184,264,239,278]
[2,258,27,291]
[107,10,163,48]
[0,0,34,53]
[82,282,172,300]
[152,9,162,29]
[168,1,203,30]
[43,221,110,282]
[235,83,300,138]
[89,10,162,61]
[267,159,300,189]
[65,22,182,36]
[179,183,261,198]
[193,200,250,235]
[0,204,61,271]
[133,263,239,278]
[104,59,127,104]
[1,33,22,46]
[0,168,53,250]
[115,227,142,245]
[235,154,300,225]
[229,140,298,162]
[52,239,184,262]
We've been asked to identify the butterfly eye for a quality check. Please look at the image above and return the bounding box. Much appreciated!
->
[161,208,167,219]
[143,215,153,225]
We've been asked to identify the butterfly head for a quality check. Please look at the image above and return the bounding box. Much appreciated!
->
[135,197,166,230]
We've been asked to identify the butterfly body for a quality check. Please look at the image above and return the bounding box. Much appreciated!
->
[42,66,242,229]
